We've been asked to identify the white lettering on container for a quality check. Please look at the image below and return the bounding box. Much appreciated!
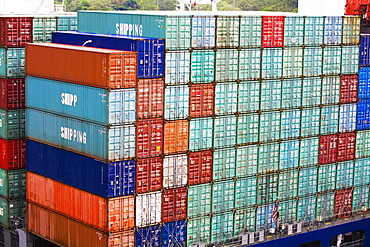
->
[60,127,87,144]
[61,93,77,107]
[115,23,143,36]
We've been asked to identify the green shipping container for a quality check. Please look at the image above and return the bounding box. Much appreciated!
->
[215,82,238,115]
[297,195,316,222]
[354,158,370,186]
[237,113,259,145]
[234,207,256,235]
[298,166,318,197]
[320,105,339,135]
[321,76,340,105]
[215,49,239,82]
[258,142,279,173]
[284,16,304,47]
[235,176,257,208]
[299,137,319,167]
[0,169,25,199]
[211,211,234,243]
[238,80,260,112]
[212,180,235,213]
[187,216,211,247]
[356,130,370,159]
[236,145,258,178]
[283,47,303,78]
[302,77,322,107]
[278,170,298,200]
[352,186,369,213]
[301,107,321,137]
[240,16,262,48]
[260,80,282,111]
[188,183,212,218]
[214,115,237,148]
[323,46,341,75]
[259,111,281,142]
[57,16,78,31]
[341,45,360,75]
[0,109,25,140]
[257,173,278,205]
[278,199,298,224]
[239,49,261,81]
[213,148,236,181]
[216,16,239,48]
[0,48,25,78]
[281,78,302,109]
[303,47,323,77]
[316,192,335,220]
[336,161,354,189]
[0,198,25,229]
[32,17,57,43]
[317,163,336,192]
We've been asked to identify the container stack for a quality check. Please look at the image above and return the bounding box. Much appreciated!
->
[24,11,366,247]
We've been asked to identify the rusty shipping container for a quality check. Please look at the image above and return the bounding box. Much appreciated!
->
[26,172,135,232]
[25,43,137,89]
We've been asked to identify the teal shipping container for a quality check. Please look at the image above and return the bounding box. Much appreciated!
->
[215,82,238,115]
[304,16,324,46]
[237,113,259,145]
[165,51,190,85]
[164,85,189,120]
[283,47,303,78]
[238,80,260,113]
[191,50,215,83]
[284,16,304,47]
[278,170,298,200]
[281,109,301,139]
[352,186,369,212]
[0,109,25,140]
[282,78,302,109]
[0,198,25,230]
[260,80,282,111]
[336,161,354,189]
[211,211,234,243]
[341,45,360,75]
[356,130,370,158]
[278,199,298,224]
[213,148,236,181]
[189,117,213,151]
[303,47,323,77]
[301,107,321,137]
[354,158,370,186]
[302,77,322,107]
[298,166,318,197]
[320,105,339,135]
[323,46,342,75]
[212,180,235,213]
[187,216,211,247]
[26,76,136,125]
[26,109,135,162]
[214,116,237,148]
[239,16,262,48]
[299,137,319,167]
[316,191,335,219]
[235,176,257,208]
[57,16,78,31]
[234,207,256,235]
[261,48,283,79]
[297,195,316,222]
[215,49,239,82]
[257,173,278,205]
[280,139,299,169]
[321,76,340,105]
[78,11,192,50]
[187,183,212,218]
[236,145,258,178]
[258,143,279,173]
[216,16,239,48]
[0,168,25,199]
[239,49,261,81]
[0,48,25,78]
[317,163,336,192]
[32,17,57,43]
[259,111,281,142]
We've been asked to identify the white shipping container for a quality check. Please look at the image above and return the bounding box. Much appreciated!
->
[165,51,190,85]
[339,103,357,133]
[163,154,188,189]
[135,191,162,227]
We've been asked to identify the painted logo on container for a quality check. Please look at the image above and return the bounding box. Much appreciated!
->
[61,127,86,144]
[115,23,143,36]
[61,93,77,107]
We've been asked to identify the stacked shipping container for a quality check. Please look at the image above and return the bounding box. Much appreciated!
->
[23,11,369,247]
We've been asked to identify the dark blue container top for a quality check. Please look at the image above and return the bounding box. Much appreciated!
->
[360,34,370,67]
[52,31,165,79]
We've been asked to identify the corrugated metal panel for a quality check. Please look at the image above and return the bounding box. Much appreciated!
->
[281,109,300,139]
[298,166,318,197]
[215,82,238,115]
[258,143,279,173]
[240,16,262,48]
[339,103,357,133]
[239,49,261,81]
[259,111,281,142]
[359,67,370,99]
[281,78,302,109]
[297,195,316,222]
[324,16,343,45]
[215,49,238,82]
[317,163,336,192]
[316,191,335,219]
[164,120,189,155]
[0,78,25,110]
[360,34,370,67]
[212,180,235,213]
[164,85,189,120]
[162,187,187,223]
[136,119,163,158]
[188,150,212,186]
[337,132,356,162]
[340,75,358,103]
[352,186,369,212]
[192,16,216,49]
[341,45,359,75]
[137,78,164,119]
[304,16,324,46]
[278,199,298,223]
[187,183,212,218]
[342,16,360,45]
[356,130,370,158]
[0,139,25,170]
[336,161,354,189]
[235,176,257,208]
[320,105,339,135]
[165,51,190,85]
[0,108,24,140]
[284,16,304,47]
[211,211,234,243]
[165,16,192,50]
[323,46,341,75]
[26,109,135,162]
[213,148,236,181]
[136,157,162,194]
[261,48,283,79]
[191,50,215,83]
[189,84,214,118]
[257,173,278,205]
[216,16,239,48]
[162,220,187,247]
[0,17,32,47]
[234,207,256,235]
[26,76,136,125]
[354,158,370,186]
[260,80,282,110]
[0,197,25,229]
[136,192,162,227]
[299,137,319,167]
[136,225,161,247]
[0,48,25,78]
[56,16,78,31]
[302,77,322,107]
[357,100,370,130]
[32,17,57,43]
[319,134,338,165]
[278,170,298,200]
[322,76,340,104]
[0,168,25,200]
[236,145,258,178]
[262,16,284,48]
[283,47,303,78]
[187,216,211,246]
[256,204,276,230]
[189,117,213,151]
[163,154,187,189]
[237,113,259,145]
[303,47,323,77]
[280,140,299,169]
[214,115,237,148]
[301,107,321,136]
[238,80,260,113]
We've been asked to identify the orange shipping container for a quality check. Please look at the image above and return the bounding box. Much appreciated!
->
[26,172,135,232]
[27,202,135,247]
[164,120,189,155]
[25,43,137,89]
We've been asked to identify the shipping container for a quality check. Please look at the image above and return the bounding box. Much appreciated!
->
[323,46,342,75]
[317,163,336,192]
[304,16,324,46]
[214,115,237,148]
[28,203,135,247]
[0,78,25,110]
[336,161,354,189]
[281,109,300,139]
[302,77,322,107]
[27,172,135,232]
[258,142,279,173]
[341,45,360,75]
[214,82,237,115]
[256,204,276,230]
[359,67,370,100]
[0,197,25,230]
[237,113,259,145]
[339,103,357,133]
[261,48,283,79]
[298,166,318,197]
[260,80,282,110]
[189,84,214,118]
[213,148,236,181]
[187,216,211,247]
[136,119,163,158]
[334,188,353,218]
[162,187,187,223]
[137,78,164,119]
[236,145,258,178]
[337,132,356,162]
[191,50,215,83]
[164,120,189,155]
[283,47,303,78]
[340,74,358,103]
[0,108,24,140]
[212,180,235,213]
[189,117,213,151]
[162,220,187,247]
[239,49,261,81]
[322,76,340,105]
[352,186,369,213]
[356,130,370,158]
[240,16,262,48]
[32,17,56,43]
[324,16,343,45]
[0,168,25,199]
[211,211,234,243]
[354,158,370,186]
[187,183,212,218]
[0,48,25,78]
[316,191,335,220]
[216,16,239,48]
[136,157,162,194]
[320,105,339,135]
[299,137,319,167]
[357,100,370,130]
[319,134,338,165]
[56,16,78,31]
[342,16,360,45]
[303,47,323,77]
[284,16,304,47]
[25,43,137,89]
[26,76,136,125]
[215,49,239,82]
[165,16,192,50]
[297,195,316,222]
[188,150,212,186]
[235,176,257,208]
[164,85,189,120]
[136,225,161,247]
[278,170,298,200]
[262,16,284,48]
[234,207,256,235]
[281,78,302,109]
[360,34,370,67]
[0,138,25,170]
[52,31,165,79]
[256,173,278,205]
[278,199,298,224]
[280,140,299,169]
[301,107,321,137]
[26,109,136,161]
[192,15,216,49]
[238,80,260,113]
[136,191,162,227]
[259,111,281,142]
[0,16,32,47]
[163,154,187,189]
[165,51,190,85]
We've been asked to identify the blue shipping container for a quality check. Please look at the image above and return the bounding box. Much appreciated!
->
[52,31,164,79]
[136,225,161,247]
[357,100,370,131]
[26,140,135,198]
[161,220,187,247]
[360,34,370,67]
[359,67,370,99]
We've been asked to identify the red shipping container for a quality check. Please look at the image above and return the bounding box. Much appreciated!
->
[0,138,25,170]
[0,78,25,109]
[319,134,338,165]
[338,132,356,162]
[27,202,135,247]
[162,187,187,223]
[164,120,189,155]
[262,16,285,48]
[345,0,370,15]
[136,157,163,193]
[0,17,32,47]
[334,188,353,218]
[136,119,163,158]
[27,172,135,232]
[188,150,213,185]
[340,75,358,103]
[26,43,137,89]
[137,79,164,119]
[190,84,214,118]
